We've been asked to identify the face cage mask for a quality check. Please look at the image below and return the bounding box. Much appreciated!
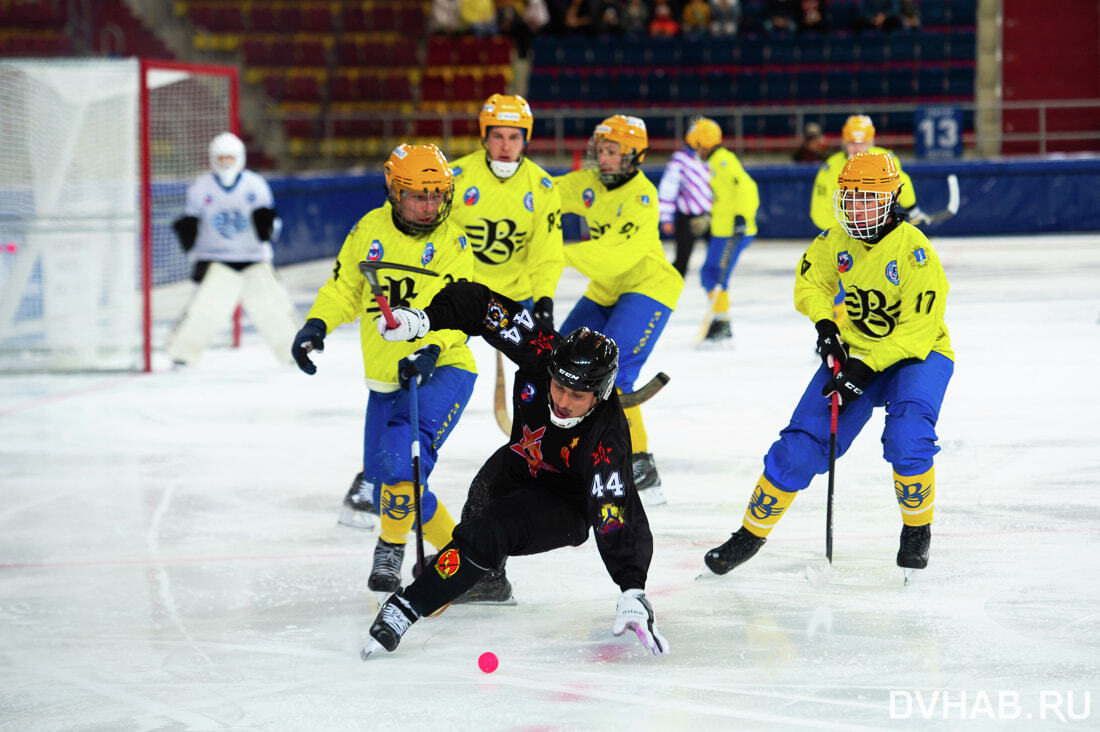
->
[390,190,454,235]
[212,156,244,188]
[586,136,639,187]
[833,189,895,241]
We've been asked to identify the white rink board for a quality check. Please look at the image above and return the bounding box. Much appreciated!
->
[1,235,1098,730]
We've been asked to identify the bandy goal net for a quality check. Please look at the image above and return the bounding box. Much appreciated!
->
[0,58,238,372]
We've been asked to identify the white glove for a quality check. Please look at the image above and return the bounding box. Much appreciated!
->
[611,589,669,656]
[376,307,430,341]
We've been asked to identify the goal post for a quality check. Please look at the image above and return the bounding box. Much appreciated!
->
[0,58,240,372]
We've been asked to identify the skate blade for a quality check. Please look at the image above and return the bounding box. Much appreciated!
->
[638,486,667,506]
[694,564,722,580]
[337,507,377,530]
[804,561,834,590]
[903,568,920,586]
[452,596,518,607]
[359,639,384,660]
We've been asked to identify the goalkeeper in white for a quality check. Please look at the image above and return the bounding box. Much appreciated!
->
[165,132,298,366]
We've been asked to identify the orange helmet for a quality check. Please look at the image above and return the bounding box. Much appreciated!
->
[685,116,722,153]
[478,93,534,141]
[832,151,901,241]
[383,143,454,234]
[842,114,875,145]
[588,114,648,185]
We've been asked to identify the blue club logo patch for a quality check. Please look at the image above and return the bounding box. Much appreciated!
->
[458,234,467,250]
[521,382,536,402]
[837,251,852,273]
[464,187,479,206]
[524,192,534,211]
[582,188,595,208]
[452,165,463,176]
[368,239,383,261]
[422,242,435,266]
[639,194,650,206]
[541,176,553,189]
[885,260,900,285]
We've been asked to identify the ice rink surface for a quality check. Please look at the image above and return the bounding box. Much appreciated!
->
[1,234,1098,731]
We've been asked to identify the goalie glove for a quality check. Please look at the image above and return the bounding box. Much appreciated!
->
[611,589,669,656]
[172,216,199,253]
[252,207,279,242]
[376,307,431,342]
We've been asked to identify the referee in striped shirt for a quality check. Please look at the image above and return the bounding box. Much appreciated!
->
[657,140,713,277]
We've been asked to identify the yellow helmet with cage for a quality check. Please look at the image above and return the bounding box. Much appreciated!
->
[383,143,454,234]
[478,93,534,141]
[842,114,876,144]
[685,116,722,153]
[832,151,901,242]
[589,114,648,185]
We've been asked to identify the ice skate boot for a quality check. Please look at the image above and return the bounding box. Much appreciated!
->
[362,592,419,657]
[338,471,379,529]
[453,567,516,605]
[898,524,931,584]
[704,318,732,341]
[704,527,766,575]
[632,452,666,506]
[368,539,405,592]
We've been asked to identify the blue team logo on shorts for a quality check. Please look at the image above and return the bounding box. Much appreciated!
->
[541,176,553,189]
[464,187,479,206]
[886,260,900,285]
[368,239,383,261]
[521,382,536,402]
[583,188,595,208]
[837,251,853,273]
[422,242,435,265]
[524,192,534,211]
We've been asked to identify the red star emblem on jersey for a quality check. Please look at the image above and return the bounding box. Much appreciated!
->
[510,424,560,477]
[531,332,556,354]
[592,441,612,466]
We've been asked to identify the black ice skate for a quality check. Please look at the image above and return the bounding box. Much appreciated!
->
[704,527,766,575]
[704,318,732,341]
[453,568,516,605]
[361,592,419,658]
[368,539,405,592]
[898,524,931,584]
[632,452,666,506]
[338,471,379,530]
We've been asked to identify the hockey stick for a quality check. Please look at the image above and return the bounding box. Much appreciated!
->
[494,350,511,435]
[913,174,960,225]
[805,359,841,590]
[408,377,426,578]
[358,260,440,328]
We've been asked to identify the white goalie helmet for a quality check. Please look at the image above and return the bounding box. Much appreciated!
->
[209,132,246,187]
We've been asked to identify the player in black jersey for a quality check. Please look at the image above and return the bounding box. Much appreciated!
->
[362,281,668,658]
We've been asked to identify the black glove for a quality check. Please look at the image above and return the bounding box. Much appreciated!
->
[733,215,747,238]
[398,344,441,390]
[291,318,327,375]
[533,297,554,331]
[814,319,848,369]
[172,216,199,253]
[252,207,278,241]
[821,358,875,406]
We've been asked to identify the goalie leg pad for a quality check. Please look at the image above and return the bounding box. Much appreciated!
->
[165,262,244,364]
[239,262,299,364]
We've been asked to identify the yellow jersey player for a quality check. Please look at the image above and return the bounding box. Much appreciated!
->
[685,117,760,342]
[555,115,685,505]
[291,143,477,593]
[449,93,564,328]
[704,152,953,583]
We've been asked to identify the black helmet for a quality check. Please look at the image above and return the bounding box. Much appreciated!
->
[548,327,619,400]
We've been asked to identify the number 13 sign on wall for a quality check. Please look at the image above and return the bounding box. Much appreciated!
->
[914,107,963,160]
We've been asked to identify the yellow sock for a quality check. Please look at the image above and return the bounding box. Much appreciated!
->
[422,499,456,550]
[622,403,647,453]
[713,289,730,316]
[895,467,935,526]
[742,474,797,537]
[378,481,416,544]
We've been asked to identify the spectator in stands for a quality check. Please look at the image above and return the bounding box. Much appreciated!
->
[497,0,536,58]
[709,0,742,36]
[595,1,623,34]
[682,0,712,37]
[763,0,799,34]
[649,0,680,37]
[462,0,499,35]
[430,0,464,33]
[792,122,829,163]
[858,0,902,32]
[900,0,920,29]
[622,0,650,36]
[798,0,829,32]
[564,0,594,33]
